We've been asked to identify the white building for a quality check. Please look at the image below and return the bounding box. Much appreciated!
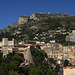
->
[66,30,75,42]
[0,38,14,56]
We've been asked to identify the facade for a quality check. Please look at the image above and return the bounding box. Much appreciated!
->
[0,38,14,56]
[2,38,8,56]
[48,50,59,58]
[54,58,62,65]
[13,44,33,65]
[66,30,75,42]
[63,66,75,75]
[40,42,75,61]
[58,52,63,59]
[70,36,75,42]
[65,35,70,42]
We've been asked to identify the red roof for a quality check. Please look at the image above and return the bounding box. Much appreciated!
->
[59,52,63,54]
[54,58,62,60]
[64,66,74,69]
[64,53,68,54]
[30,44,36,47]
[73,60,75,62]
[12,47,18,49]
[17,44,28,47]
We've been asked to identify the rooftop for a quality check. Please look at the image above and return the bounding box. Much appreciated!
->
[64,66,74,69]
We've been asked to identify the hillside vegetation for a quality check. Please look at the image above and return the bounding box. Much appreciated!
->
[0,13,75,44]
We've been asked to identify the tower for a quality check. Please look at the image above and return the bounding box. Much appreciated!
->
[2,38,8,56]
[25,46,33,64]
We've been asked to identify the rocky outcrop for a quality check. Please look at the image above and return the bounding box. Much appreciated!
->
[30,13,73,21]
[19,15,30,24]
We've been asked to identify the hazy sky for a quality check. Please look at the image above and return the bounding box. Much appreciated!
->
[0,0,75,29]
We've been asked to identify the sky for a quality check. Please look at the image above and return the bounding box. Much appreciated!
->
[0,0,75,29]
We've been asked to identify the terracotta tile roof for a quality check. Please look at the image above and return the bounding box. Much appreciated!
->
[54,58,62,60]
[59,52,63,54]
[64,53,68,54]
[69,50,74,52]
[47,51,51,53]
[73,60,75,62]
[64,66,74,69]
[17,44,28,47]
[30,44,36,47]
[69,57,73,60]
[12,47,18,49]
[8,47,13,49]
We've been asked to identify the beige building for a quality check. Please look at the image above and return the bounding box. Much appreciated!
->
[63,66,75,75]
[0,38,14,56]
[66,30,75,42]
[58,52,63,59]
[13,44,33,65]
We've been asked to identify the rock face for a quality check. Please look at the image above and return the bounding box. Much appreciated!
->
[30,14,39,20]
[0,12,75,42]
[0,12,73,32]
[19,15,30,24]
[0,22,20,32]
[30,13,73,21]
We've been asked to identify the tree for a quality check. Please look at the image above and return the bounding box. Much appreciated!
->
[46,71,51,75]
[8,70,20,75]
[0,53,24,75]
[55,65,60,72]
[64,60,69,67]
[49,58,56,64]
[29,65,40,75]
[0,62,8,75]
[20,65,31,75]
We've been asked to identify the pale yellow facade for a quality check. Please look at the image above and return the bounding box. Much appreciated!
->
[63,67,75,75]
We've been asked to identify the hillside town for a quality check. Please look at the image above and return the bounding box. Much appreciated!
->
[0,0,75,74]
[0,13,75,75]
[0,36,75,75]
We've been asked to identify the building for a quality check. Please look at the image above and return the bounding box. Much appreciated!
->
[0,38,14,56]
[65,36,70,42]
[16,45,33,65]
[54,58,62,65]
[66,30,75,42]
[0,38,34,65]
[63,66,75,75]
[70,36,75,42]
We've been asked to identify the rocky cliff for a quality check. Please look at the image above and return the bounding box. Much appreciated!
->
[0,12,75,42]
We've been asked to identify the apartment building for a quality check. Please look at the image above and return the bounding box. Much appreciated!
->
[63,66,75,75]
[0,38,14,56]
[66,30,75,42]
